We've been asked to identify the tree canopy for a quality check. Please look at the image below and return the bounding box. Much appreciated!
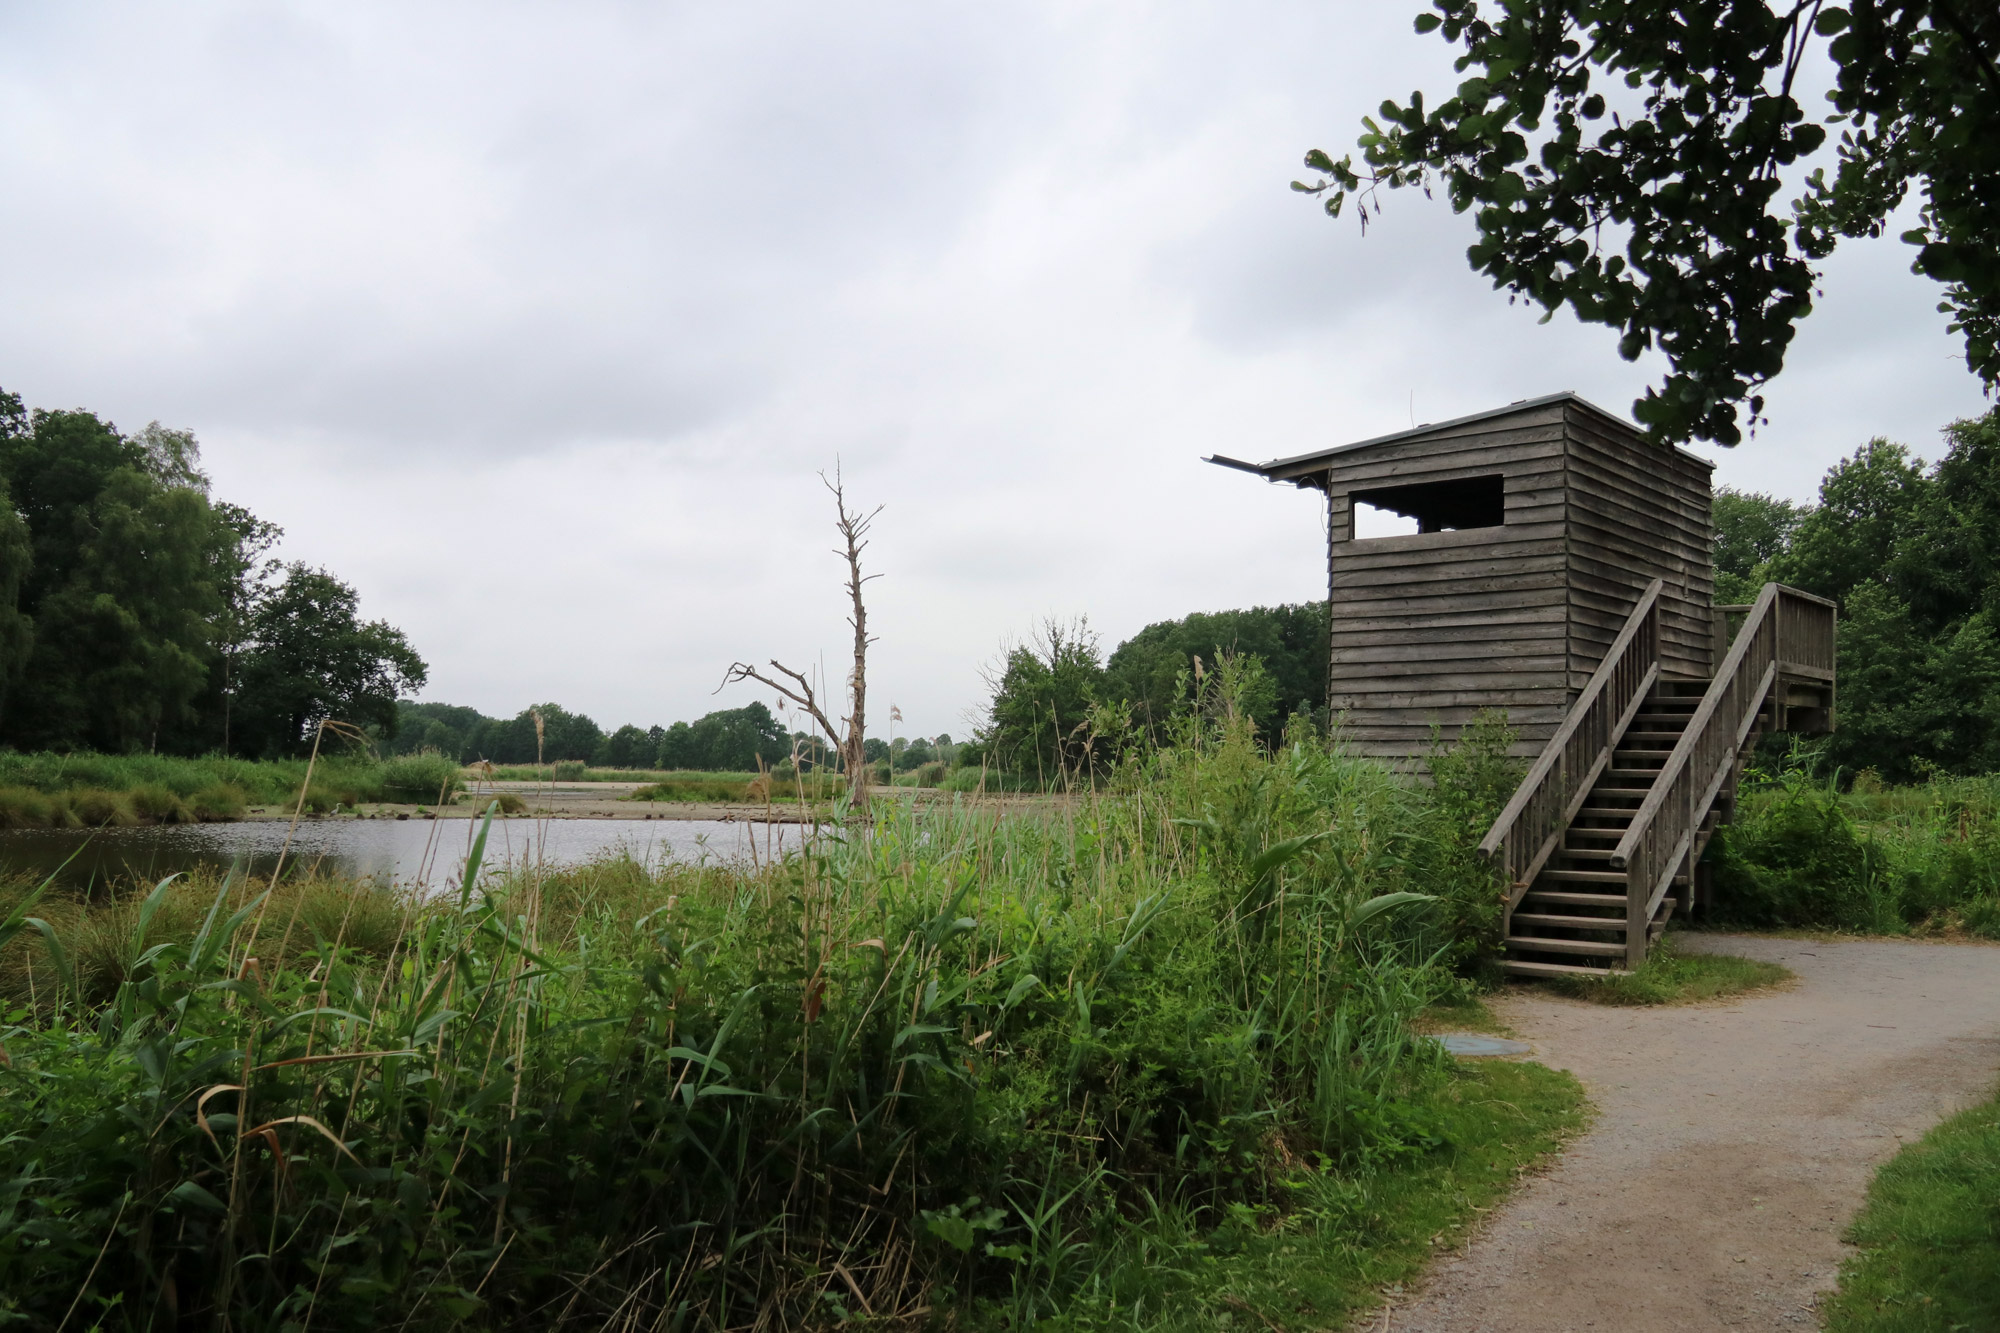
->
[231,564,426,755]
[971,605,1329,780]
[1719,403,2000,778]
[1104,602,1327,742]
[1296,1,2000,445]
[0,386,428,756]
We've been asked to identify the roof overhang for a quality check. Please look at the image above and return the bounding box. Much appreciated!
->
[1204,391,1715,490]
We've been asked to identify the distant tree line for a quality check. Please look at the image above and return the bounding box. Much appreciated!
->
[1716,404,2000,782]
[390,697,956,775]
[0,388,426,757]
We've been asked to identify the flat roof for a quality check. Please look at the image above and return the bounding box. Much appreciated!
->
[1229,391,1714,480]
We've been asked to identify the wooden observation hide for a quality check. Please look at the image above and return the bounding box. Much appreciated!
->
[1219,392,1715,760]
[1216,390,1838,977]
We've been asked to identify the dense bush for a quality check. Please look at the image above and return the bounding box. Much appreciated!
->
[377,750,465,803]
[1708,758,2000,936]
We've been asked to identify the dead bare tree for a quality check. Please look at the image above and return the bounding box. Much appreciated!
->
[722,467,882,811]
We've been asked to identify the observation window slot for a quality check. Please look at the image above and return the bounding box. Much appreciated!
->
[1349,474,1504,535]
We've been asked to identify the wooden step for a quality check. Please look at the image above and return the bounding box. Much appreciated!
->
[1500,958,1630,978]
[1511,912,1627,931]
[1520,889,1628,907]
[1504,935,1627,957]
[1539,867,1628,886]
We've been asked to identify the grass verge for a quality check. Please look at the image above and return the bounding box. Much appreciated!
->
[1821,1085,2000,1333]
[1018,1060,1588,1332]
[1532,938,1793,1006]
[0,750,464,825]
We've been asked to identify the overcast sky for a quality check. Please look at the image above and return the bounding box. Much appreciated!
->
[2,3,1987,740]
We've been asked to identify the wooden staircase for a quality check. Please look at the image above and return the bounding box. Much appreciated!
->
[1479,581,1837,977]
[1504,681,1710,976]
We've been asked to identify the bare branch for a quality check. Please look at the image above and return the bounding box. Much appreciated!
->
[717,463,884,813]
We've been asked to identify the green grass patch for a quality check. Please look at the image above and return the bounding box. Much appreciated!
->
[1017,1060,1588,1332]
[938,766,1043,793]
[1533,938,1793,1006]
[0,750,463,825]
[1822,1084,2000,1333]
[1413,994,1512,1036]
[624,771,846,803]
[486,765,761,784]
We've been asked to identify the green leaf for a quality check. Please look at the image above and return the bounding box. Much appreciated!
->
[926,1212,977,1253]
[664,1046,734,1079]
[412,1008,458,1045]
[26,919,74,1003]
[186,869,239,975]
[275,1006,372,1032]
[893,1023,952,1049]
[134,873,182,946]
[1247,831,1329,883]
[1351,891,1437,927]
[459,804,498,909]
[0,885,44,956]
[1414,12,1441,33]
[1001,972,1042,1010]
[168,1181,227,1212]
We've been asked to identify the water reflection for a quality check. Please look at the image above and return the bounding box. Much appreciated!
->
[0,817,806,892]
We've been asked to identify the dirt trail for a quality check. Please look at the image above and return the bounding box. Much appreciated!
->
[1393,935,2000,1332]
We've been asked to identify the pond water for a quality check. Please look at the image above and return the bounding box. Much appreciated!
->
[0,817,811,893]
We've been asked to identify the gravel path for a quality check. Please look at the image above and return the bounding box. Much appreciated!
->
[1392,934,2000,1332]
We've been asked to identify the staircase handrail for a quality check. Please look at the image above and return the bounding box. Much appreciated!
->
[1609,584,1837,928]
[1478,577,1663,900]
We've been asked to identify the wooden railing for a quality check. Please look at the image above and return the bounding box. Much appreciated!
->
[1609,583,1837,965]
[1478,578,1663,922]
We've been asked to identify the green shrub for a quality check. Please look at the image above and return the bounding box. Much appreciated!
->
[127,783,193,824]
[377,751,463,804]
[552,759,589,781]
[1708,765,2000,934]
[188,784,247,821]
[300,782,366,814]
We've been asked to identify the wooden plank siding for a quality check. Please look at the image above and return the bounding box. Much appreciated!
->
[1318,401,1572,758]
[1561,404,1714,688]
[1262,393,1716,762]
